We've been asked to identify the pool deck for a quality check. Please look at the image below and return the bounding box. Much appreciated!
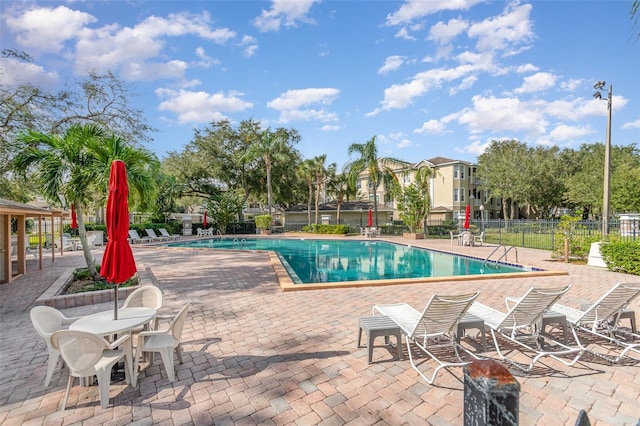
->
[1,235,639,425]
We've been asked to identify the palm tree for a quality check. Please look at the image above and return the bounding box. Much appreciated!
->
[13,124,158,279]
[297,159,316,226]
[311,155,336,225]
[241,127,297,216]
[326,171,357,224]
[346,136,401,227]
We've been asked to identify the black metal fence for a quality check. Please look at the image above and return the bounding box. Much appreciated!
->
[283,219,638,251]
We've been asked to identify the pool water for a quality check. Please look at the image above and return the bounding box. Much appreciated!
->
[166,238,530,284]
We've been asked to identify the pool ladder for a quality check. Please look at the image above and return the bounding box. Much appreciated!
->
[232,238,247,249]
[484,245,518,268]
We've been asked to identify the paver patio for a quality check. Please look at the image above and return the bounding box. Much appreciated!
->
[1,236,639,425]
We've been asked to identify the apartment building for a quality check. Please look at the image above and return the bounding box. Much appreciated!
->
[354,156,502,223]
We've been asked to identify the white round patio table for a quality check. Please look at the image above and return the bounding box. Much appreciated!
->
[69,307,155,387]
[70,307,156,336]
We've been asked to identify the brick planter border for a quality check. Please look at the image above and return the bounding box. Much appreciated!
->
[35,267,140,310]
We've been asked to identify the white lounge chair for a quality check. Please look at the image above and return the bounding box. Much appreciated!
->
[372,292,480,384]
[128,229,151,244]
[159,228,180,240]
[551,282,640,363]
[145,228,167,242]
[468,285,584,372]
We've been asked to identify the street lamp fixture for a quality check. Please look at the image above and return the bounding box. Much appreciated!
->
[479,204,485,232]
[593,80,612,237]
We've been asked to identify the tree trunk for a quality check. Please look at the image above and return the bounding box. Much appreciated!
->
[75,202,98,280]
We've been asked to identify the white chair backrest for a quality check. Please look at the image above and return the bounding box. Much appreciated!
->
[503,286,571,329]
[146,229,158,238]
[51,330,109,377]
[122,286,163,310]
[31,306,66,340]
[579,283,640,324]
[169,304,191,342]
[410,292,479,338]
[159,229,171,237]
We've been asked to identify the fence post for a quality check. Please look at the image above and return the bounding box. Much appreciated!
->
[464,359,520,425]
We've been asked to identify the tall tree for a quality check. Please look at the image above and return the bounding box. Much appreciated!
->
[13,124,158,279]
[346,136,400,227]
[1,50,155,201]
[476,140,529,220]
[326,171,357,225]
[297,159,316,226]
[241,127,300,216]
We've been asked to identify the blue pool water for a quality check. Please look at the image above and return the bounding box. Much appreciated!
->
[166,238,531,284]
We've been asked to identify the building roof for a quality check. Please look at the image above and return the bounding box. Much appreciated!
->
[427,157,475,166]
[0,198,69,217]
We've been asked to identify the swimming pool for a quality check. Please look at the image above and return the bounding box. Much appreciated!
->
[165,238,546,288]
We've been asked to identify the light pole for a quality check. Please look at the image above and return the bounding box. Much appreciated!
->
[479,204,485,232]
[593,81,612,237]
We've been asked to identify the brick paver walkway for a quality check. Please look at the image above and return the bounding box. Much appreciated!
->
[1,236,639,425]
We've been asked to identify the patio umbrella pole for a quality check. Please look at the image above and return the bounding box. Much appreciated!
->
[114,285,118,320]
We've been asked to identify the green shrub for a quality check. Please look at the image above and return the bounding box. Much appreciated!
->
[553,214,599,260]
[255,215,272,230]
[600,241,640,275]
[303,224,349,234]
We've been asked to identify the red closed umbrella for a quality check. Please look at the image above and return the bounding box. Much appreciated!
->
[100,160,137,320]
[203,211,208,228]
[464,204,471,229]
[70,204,78,229]
[367,209,373,227]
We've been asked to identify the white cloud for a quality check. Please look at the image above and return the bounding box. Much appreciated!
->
[515,64,539,73]
[395,27,416,40]
[268,88,340,123]
[560,78,583,92]
[378,56,406,75]
[386,0,485,26]
[322,125,340,131]
[467,3,534,55]
[457,95,548,135]
[429,18,468,44]
[459,140,492,156]
[397,139,413,148]
[414,119,447,135]
[4,5,96,53]
[547,124,595,141]
[239,35,258,57]
[156,88,253,124]
[0,57,59,88]
[622,118,640,129]
[514,72,557,94]
[252,0,320,32]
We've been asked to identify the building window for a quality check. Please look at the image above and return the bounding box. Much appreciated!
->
[459,165,465,179]
[453,188,459,202]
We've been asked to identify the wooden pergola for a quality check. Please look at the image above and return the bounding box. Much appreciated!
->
[0,198,70,284]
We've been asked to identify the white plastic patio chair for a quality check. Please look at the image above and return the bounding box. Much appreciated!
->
[30,306,81,387]
[122,285,164,330]
[372,292,480,384]
[468,285,584,371]
[551,282,640,363]
[75,234,96,250]
[134,303,190,383]
[474,232,485,246]
[50,330,133,410]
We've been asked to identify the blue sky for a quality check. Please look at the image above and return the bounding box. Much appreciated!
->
[1,0,639,170]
